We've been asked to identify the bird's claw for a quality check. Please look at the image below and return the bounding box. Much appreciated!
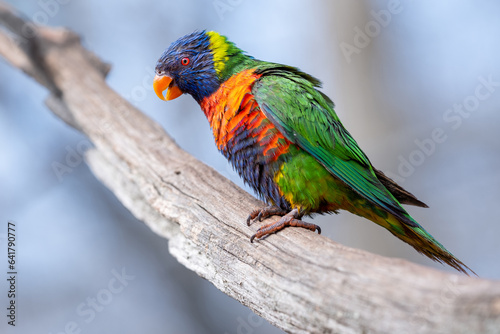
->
[249,208,321,242]
[246,205,288,226]
[246,209,261,226]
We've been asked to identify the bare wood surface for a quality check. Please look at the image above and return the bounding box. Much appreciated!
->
[1,4,500,333]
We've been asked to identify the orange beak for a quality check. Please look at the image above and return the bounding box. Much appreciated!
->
[153,74,183,101]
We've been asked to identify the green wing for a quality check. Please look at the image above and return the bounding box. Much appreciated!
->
[252,66,415,226]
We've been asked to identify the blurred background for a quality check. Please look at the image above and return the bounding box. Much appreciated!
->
[1,0,499,333]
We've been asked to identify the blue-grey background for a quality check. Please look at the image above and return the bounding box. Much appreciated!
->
[1,1,499,333]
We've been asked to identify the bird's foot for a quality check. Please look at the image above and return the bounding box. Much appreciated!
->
[250,208,321,243]
[246,205,288,226]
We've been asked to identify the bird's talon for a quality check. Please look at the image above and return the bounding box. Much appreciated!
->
[248,208,321,241]
[247,209,261,226]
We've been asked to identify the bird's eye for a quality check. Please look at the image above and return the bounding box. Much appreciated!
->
[181,57,190,66]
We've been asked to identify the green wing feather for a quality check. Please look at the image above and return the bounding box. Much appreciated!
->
[252,65,415,226]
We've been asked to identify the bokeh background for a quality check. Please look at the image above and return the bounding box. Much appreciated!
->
[1,0,499,333]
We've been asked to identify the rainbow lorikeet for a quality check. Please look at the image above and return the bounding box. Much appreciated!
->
[153,31,473,274]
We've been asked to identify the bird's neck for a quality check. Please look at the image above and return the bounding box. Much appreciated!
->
[217,53,256,82]
[189,53,256,104]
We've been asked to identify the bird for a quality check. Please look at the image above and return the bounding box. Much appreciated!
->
[153,30,474,275]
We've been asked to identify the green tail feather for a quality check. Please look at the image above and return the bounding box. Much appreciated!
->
[383,213,476,275]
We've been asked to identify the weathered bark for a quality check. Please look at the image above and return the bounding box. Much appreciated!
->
[1,3,499,333]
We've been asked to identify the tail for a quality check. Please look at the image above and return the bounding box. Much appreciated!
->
[381,213,476,276]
